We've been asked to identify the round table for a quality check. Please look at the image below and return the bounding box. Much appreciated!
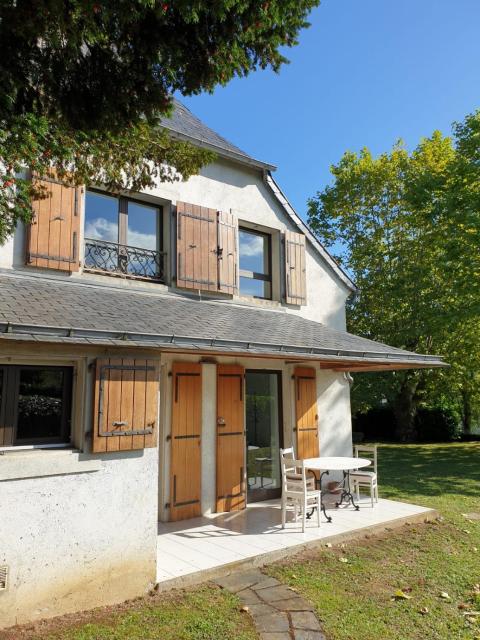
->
[303,456,372,519]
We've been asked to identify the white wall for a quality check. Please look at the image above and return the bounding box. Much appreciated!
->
[317,370,354,483]
[0,346,159,629]
[143,159,349,329]
[0,158,350,331]
[0,450,158,628]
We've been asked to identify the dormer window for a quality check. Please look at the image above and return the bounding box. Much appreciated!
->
[239,228,272,299]
[84,190,165,281]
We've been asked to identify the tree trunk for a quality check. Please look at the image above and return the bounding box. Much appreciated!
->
[461,388,472,435]
[393,377,419,442]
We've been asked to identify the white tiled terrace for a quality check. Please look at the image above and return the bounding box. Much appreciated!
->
[157,496,436,585]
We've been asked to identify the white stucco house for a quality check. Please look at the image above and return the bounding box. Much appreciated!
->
[0,101,444,628]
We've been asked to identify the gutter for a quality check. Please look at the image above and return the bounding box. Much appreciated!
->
[0,321,446,367]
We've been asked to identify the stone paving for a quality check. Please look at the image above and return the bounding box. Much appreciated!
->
[216,569,326,640]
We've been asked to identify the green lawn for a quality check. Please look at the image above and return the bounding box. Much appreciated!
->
[5,443,479,640]
[268,442,480,640]
[0,586,257,640]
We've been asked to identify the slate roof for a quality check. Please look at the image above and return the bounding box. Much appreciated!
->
[161,99,276,170]
[0,272,444,368]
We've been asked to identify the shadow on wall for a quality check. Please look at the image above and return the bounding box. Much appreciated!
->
[378,443,480,500]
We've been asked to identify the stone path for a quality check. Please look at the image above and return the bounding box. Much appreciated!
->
[216,569,326,640]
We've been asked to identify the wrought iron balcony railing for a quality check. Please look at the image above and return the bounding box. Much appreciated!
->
[84,238,166,282]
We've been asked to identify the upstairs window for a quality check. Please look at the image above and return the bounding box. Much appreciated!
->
[239,228,272,299]
[84,190,165,281]
[0,365,73,447]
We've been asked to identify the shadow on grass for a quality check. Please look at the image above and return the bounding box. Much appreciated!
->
[377,443,480,499]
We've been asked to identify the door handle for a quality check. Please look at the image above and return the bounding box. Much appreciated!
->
[217,417,226,426]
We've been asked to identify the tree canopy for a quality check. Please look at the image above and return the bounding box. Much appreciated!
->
[1,1,318,131]
[0,0,319,242]
[308,110,480,440]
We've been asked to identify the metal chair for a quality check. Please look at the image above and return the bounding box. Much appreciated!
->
[280,448,321,532]
[350,444,378,507]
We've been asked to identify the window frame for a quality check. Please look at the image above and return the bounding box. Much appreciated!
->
[0,365,73,447]
[85,189,163,252]
[238,227,273,300]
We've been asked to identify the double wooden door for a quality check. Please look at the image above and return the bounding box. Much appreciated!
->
[169,363,317,521]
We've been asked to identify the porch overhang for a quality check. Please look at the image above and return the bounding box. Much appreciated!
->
[0,272,446,372]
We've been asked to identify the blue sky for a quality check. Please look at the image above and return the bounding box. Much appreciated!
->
[181,0,480,220]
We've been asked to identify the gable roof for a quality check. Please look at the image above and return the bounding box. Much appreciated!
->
[162,99,356,292]
[162,99,276,171]
[0,272,445,371]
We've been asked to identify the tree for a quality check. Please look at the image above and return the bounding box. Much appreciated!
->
[423,319,480,435]
[308,112,480,441]
[0,0,319,242]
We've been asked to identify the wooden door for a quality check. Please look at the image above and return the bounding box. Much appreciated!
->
[216,365,246,512]
[294,367,319,459]
[169,362,202,521]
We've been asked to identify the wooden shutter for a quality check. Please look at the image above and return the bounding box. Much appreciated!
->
[176,201,218,291]
[26,176,81,272]
[92,358,159,453]
[169,362,202,521]
[294,367,319,459]
[217,210,238,294]
[216,365,246,512]
[285,230,307,305]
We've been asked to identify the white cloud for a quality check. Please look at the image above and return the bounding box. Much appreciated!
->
[85,218,118,242]
[240,234,264,257]
[127,227,157,250]
[85,218,157,250]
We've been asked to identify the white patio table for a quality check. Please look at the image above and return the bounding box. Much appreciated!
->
[303,456,372,521]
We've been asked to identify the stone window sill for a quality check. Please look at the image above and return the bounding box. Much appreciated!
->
[0,449,102,481]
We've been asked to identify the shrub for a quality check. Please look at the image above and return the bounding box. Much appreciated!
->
[352,405,461,443]
[352,407,397,442]
[415,407,461,442]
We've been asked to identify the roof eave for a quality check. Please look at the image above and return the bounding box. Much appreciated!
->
[162,126,277,172]
[264,172,357,293]
[0,321,446,371]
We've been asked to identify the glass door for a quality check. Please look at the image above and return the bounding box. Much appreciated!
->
[246,371,283,502]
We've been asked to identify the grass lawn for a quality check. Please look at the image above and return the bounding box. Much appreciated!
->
[268,442,480,640]
[0,586,257,640]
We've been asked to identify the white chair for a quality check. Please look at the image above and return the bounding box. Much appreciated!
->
[280,448,321,532]
[350,444,378,507]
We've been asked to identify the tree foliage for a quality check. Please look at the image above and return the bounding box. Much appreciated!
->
[0,0,319,242]
[0,114,215,243]
[308,111,480,440]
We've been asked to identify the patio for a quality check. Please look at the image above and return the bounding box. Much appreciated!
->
[156,495,437,586]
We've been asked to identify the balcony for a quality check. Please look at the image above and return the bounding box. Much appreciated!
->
[84,238,166,282]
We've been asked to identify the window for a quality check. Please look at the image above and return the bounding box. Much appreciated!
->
[84,190,165,281]
[0,366,73,447]
[239,228,272,299]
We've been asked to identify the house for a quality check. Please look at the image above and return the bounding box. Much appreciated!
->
[0,101,444,628]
